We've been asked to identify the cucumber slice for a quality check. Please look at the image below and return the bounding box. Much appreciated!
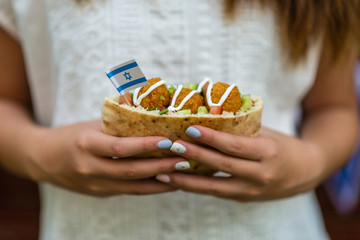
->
[241,94,251,103]
[241,102,252,112]
[183,83,198,90]
[197,106,209,114]
[168,85,176,95]
[177,109,192,115]
[240,94,252,112]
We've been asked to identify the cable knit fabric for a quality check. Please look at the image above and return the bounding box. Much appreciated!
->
[0,0,329,239]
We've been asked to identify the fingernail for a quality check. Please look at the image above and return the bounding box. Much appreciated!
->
[170,142,186,153]
[186,126,201,138]
[157,139,172,149]
[175,161,190,170]
[156,174,170,183]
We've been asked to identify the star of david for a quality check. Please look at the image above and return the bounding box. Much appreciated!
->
[123,72,132,81]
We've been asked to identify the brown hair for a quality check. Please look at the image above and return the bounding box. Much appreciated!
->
[225,0,360,64]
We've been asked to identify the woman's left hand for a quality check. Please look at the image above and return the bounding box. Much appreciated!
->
[156,125,326,202]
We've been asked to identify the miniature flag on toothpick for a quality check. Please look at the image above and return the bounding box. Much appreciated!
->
[106,59,148,105]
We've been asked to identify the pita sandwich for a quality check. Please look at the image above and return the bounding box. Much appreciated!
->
[101,93,263,175]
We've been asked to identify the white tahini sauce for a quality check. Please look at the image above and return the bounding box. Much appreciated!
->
[133,78,237,112]
[133,80,166,106]
[168,85,198,111]
[168,77,236,111]
[205,80,236,107]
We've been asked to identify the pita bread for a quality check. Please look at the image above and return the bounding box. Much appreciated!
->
[101,94,263,175]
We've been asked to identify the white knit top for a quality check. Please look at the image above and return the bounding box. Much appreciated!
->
[0,0,329,239]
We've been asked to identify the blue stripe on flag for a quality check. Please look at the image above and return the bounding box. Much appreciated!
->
[116,77,147,92]
[107,61,138,78]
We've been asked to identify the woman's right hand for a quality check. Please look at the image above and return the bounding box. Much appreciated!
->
[0,27,184,197]
[25,120,185,197]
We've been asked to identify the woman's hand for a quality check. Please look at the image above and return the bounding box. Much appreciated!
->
[155,125,326,201]
[25,120,187,197]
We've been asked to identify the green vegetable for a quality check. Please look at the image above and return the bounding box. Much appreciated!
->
[149,108,159,111]
[197,106,209,114]
[159,95,165,100]
[160,109,169,115]
[168,85,176,95]
[241,94,251,102]
[241,94,252,112]
[130,92,133,100]
[177,109,192,115]
[183,83,199,90]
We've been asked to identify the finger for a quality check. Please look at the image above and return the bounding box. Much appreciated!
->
[170,140,262,179]
[185,125,263,160]
[80,129,173,158]
[156,173,258,200]
[84,119,103,130]
[83,156,188,180]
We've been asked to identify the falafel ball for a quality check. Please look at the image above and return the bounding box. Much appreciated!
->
[138,77,170,109]
[205,82,242,113]
[170,88,204,114]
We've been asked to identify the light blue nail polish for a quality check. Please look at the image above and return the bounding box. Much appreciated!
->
[186,126,201,138]
[157,139,173,149]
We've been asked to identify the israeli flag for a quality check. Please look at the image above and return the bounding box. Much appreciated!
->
[106,59,148,94]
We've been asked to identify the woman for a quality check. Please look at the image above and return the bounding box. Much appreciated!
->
[0,0,359,239]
